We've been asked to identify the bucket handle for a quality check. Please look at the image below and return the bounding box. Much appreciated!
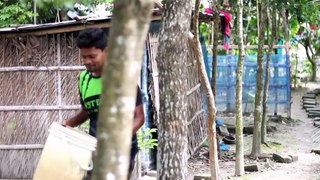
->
[62,135,94,171]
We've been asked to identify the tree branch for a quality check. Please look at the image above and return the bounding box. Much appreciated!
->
[190,0,220,179]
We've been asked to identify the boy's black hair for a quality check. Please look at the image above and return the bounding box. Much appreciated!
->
[77,28,108,50]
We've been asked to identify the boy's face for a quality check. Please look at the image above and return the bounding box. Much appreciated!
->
[80,47,107,75]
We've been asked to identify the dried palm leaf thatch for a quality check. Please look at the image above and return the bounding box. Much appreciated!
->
[0,32,82,178]
[0,111,57,178]
[0,149,42,179]
[61,71,80,105]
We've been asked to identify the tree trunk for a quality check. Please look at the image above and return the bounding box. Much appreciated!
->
[282,8,290,55]
[235,0,245,176]
[157,0,192,179]
[244,1,253,44]
[293,49,298,89]
[304,42,317,82]
[261,4,276,144]
[190,1,220,179]
[312,62,317,81]
[92,0,153,179]
[250,0,267,159]
[212,0,220,97]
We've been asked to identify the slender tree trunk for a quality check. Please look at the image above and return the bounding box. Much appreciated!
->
[211,0,222,160]
[304,43,317,81]
[250,0,267,159]
[261,4,276,144]
[294,50,298,88]
[212,0,220,97]
[190,1,220,179]
[282,7,291,117]
[245,1,252,44]
[312,63,317,81]
[157,0,192,179]
[92,0,153,179]
[235,0,245,176]
[282,8,290,55]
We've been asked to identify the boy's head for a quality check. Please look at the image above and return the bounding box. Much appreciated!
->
[77,28,108,76]
[77,28,108,49]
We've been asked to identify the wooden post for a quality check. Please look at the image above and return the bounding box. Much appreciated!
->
[57,34,62,123]
[282,7,291,118]
[34,0,37,24]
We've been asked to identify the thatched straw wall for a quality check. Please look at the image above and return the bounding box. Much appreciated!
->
[0,33,82,179]
[147,33,207,157]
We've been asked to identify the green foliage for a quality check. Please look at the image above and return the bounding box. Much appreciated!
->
[302,60,313,75]
[34,0,114,23]
[36,0,75,8]
[36,0,113,8]
[200,22,212,45]
[137,128,158,153]
[0,0,36,28]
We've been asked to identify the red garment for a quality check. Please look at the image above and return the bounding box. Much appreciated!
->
[204,8,232,50]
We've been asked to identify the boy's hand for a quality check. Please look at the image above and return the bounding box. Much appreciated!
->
[61,120,68,127]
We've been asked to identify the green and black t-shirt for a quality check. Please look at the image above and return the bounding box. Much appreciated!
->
[78,70,143,137]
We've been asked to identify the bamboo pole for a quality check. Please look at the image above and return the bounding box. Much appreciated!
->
[0,66,85,72]
[0,144,43,150]
[186,83,201,96]
[188,110,205,125]
[57,34,62,122]
[207,44,288,50]
[0,105,80,111]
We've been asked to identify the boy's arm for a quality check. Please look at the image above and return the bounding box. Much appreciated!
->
[132,104,145,134]
[62,106,88,127]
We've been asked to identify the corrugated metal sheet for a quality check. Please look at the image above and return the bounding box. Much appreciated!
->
[0,17,112,34]
[0,9,165,34]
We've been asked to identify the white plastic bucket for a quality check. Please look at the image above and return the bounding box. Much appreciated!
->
[33,122,97,180]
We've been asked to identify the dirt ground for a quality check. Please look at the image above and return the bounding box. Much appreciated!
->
[188,82,320,180]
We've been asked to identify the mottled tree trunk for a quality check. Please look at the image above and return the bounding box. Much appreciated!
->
[92,0,153,179]
[250,0,267,159]
[261,4,276,144]
[157,0,192,179]
[235,0,245,176]
[190,0,220,179]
